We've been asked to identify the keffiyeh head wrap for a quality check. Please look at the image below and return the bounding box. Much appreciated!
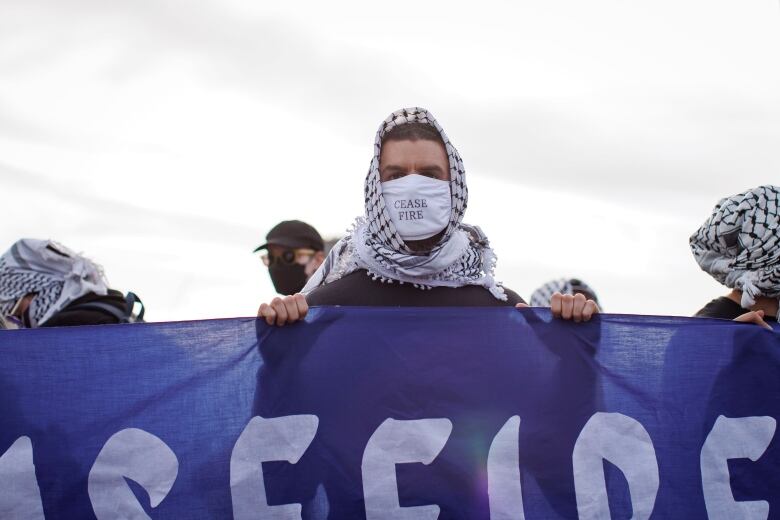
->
[690,185,780,319]
[529,278,600,307]
[0,239,109,327]
[303,107,506,299]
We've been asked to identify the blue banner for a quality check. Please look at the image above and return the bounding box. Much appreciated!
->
[0,307,779,519]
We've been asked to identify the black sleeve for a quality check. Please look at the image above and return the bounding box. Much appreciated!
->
[502,287,525,306]
[694,297,745,320]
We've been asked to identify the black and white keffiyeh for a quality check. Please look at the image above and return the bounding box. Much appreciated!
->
[303,107,506,299]
[529,278,599,307]
[0,239,109,327]
[530,278,572,307]
[690,185,780,319]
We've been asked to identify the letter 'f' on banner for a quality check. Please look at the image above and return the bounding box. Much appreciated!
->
[362,418,452,520]
[701,415,776,520]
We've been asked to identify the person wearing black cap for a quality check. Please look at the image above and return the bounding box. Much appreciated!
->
[254,220,326,295]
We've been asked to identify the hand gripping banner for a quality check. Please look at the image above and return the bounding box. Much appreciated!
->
[0,307,778,519]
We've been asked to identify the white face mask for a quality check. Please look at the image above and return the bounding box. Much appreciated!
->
[381,174,452,241]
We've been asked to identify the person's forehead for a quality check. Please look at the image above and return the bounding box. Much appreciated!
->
[379,139,448,162]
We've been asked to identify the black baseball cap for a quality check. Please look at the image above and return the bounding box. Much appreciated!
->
[253,220,324,252]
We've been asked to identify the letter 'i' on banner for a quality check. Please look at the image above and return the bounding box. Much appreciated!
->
[572,412,660,520]
[230,415,319,520]
[0,437,45,519]
[488,416,525,520]
[88,428,179,520]
[701,415,776,520]
[362,418,452,520]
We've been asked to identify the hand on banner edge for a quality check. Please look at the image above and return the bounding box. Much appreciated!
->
[258,293,308,326]
[734,309,773,330]
[516,292,599,322]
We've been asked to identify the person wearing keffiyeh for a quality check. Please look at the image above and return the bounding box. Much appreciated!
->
[258,107,599,324]
[691,185,780,329]
[0,239,108,327]
[0,239,132,328]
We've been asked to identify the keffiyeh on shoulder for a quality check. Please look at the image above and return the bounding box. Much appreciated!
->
[690,185,780,318]
[0,239,109,326]
[302,107,507,300]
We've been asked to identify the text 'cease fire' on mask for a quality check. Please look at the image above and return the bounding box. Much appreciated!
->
[381,174,452,241]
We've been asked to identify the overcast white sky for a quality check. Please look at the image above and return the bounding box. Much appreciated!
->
[1,0,778,321]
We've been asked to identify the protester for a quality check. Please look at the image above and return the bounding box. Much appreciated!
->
[690,185,779,330]
[0,239,142,328]
[258,107,598,324]
[254,220,326,295]
[530,277,600,308]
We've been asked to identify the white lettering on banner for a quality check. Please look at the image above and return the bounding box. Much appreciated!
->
[10,411,775,517]
[572,412,659,520]
[0,437,45,519]
[362,418,452,520]
[700,415,776,520]
[487,416,525,520]
[88,428,179,520]
[230,415,319,520]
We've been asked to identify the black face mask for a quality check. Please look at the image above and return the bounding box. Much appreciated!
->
[268,263,308,295]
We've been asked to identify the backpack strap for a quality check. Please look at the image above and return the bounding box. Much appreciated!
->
[125,292,145,322]
[61,291,145,324]
[65,301,129,323]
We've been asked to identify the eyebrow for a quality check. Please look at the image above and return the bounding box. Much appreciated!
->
[381,164,405,171]
[381,164,445,173]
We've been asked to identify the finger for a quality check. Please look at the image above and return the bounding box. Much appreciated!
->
[749,314,773,330]
[550,292,563,318]
[258,303,276,325]
[734,311,758,323]
[734,311,773,330]
[515,302,529,309]
[582,300,599,322]
[293,294,309,318]
[561,294,574,320]
[283,297,300,323]
[271,297,288,326]
[572,293,586,323]
[751,312,773,330]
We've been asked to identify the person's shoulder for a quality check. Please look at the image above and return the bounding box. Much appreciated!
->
[497,285,524,306]
[305,270,376,306]
[306,271,524,307]
[694,296,744,320]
